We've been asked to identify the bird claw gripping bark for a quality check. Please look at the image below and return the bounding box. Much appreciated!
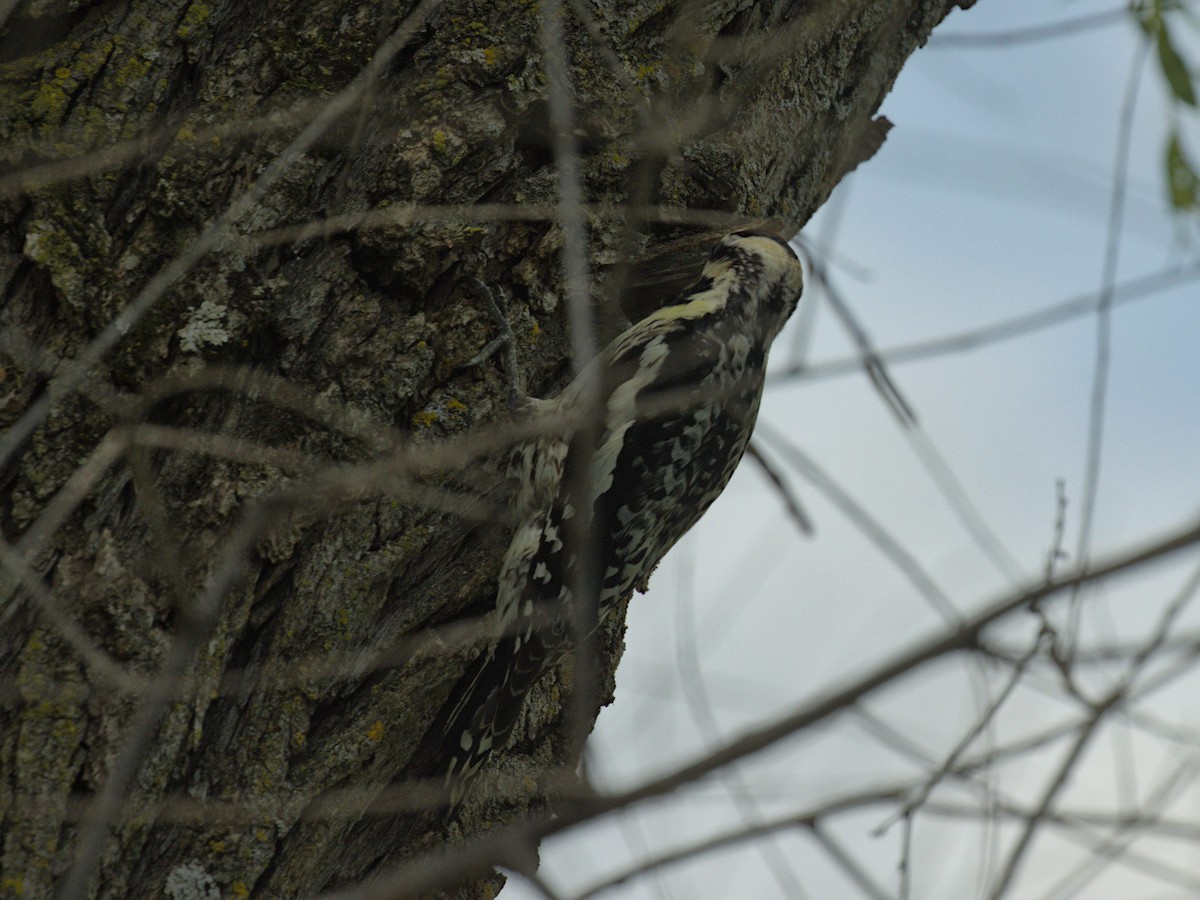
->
[463,276,525,411]
[426,231,805,813]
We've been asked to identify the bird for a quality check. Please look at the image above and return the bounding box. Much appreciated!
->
[428,229,804,810]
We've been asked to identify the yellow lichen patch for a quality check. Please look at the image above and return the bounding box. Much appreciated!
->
[17,35,117,142]
[176,2,212,41]
[446,398,468,413]
[231,882,250,898]
[207,840,226,854]
[411,409,439,429]
[366,720,385,742]
[112,53,151,91]
[30,80,70,122]
[634,62,660,83]
[1,875,24,895]
[482,46,498,66]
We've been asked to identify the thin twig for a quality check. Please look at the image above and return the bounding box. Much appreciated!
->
[930,8,1129,48]
[1066,35,1151,652]
[744,442,814,536]
[754,421,960,624]
[539,0,607,771]
[808,821,890,900]
[770,264,1200,384]
[674,543,809,898]
[1040,756,1200,899]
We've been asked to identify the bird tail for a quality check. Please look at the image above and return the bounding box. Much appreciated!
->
[417,630,555,812]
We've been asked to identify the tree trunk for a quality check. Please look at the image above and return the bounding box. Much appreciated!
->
[0,0,968,895]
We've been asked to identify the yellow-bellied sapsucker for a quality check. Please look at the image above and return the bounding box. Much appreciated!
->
[430,230,804,808]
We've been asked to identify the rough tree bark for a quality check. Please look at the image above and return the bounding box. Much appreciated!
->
[0,0,970,896]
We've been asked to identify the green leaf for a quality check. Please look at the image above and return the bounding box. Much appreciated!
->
[1166,132,1200,210]
[1156,18,1197,106]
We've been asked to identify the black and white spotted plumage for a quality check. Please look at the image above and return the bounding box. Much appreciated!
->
[431,230,804,808]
